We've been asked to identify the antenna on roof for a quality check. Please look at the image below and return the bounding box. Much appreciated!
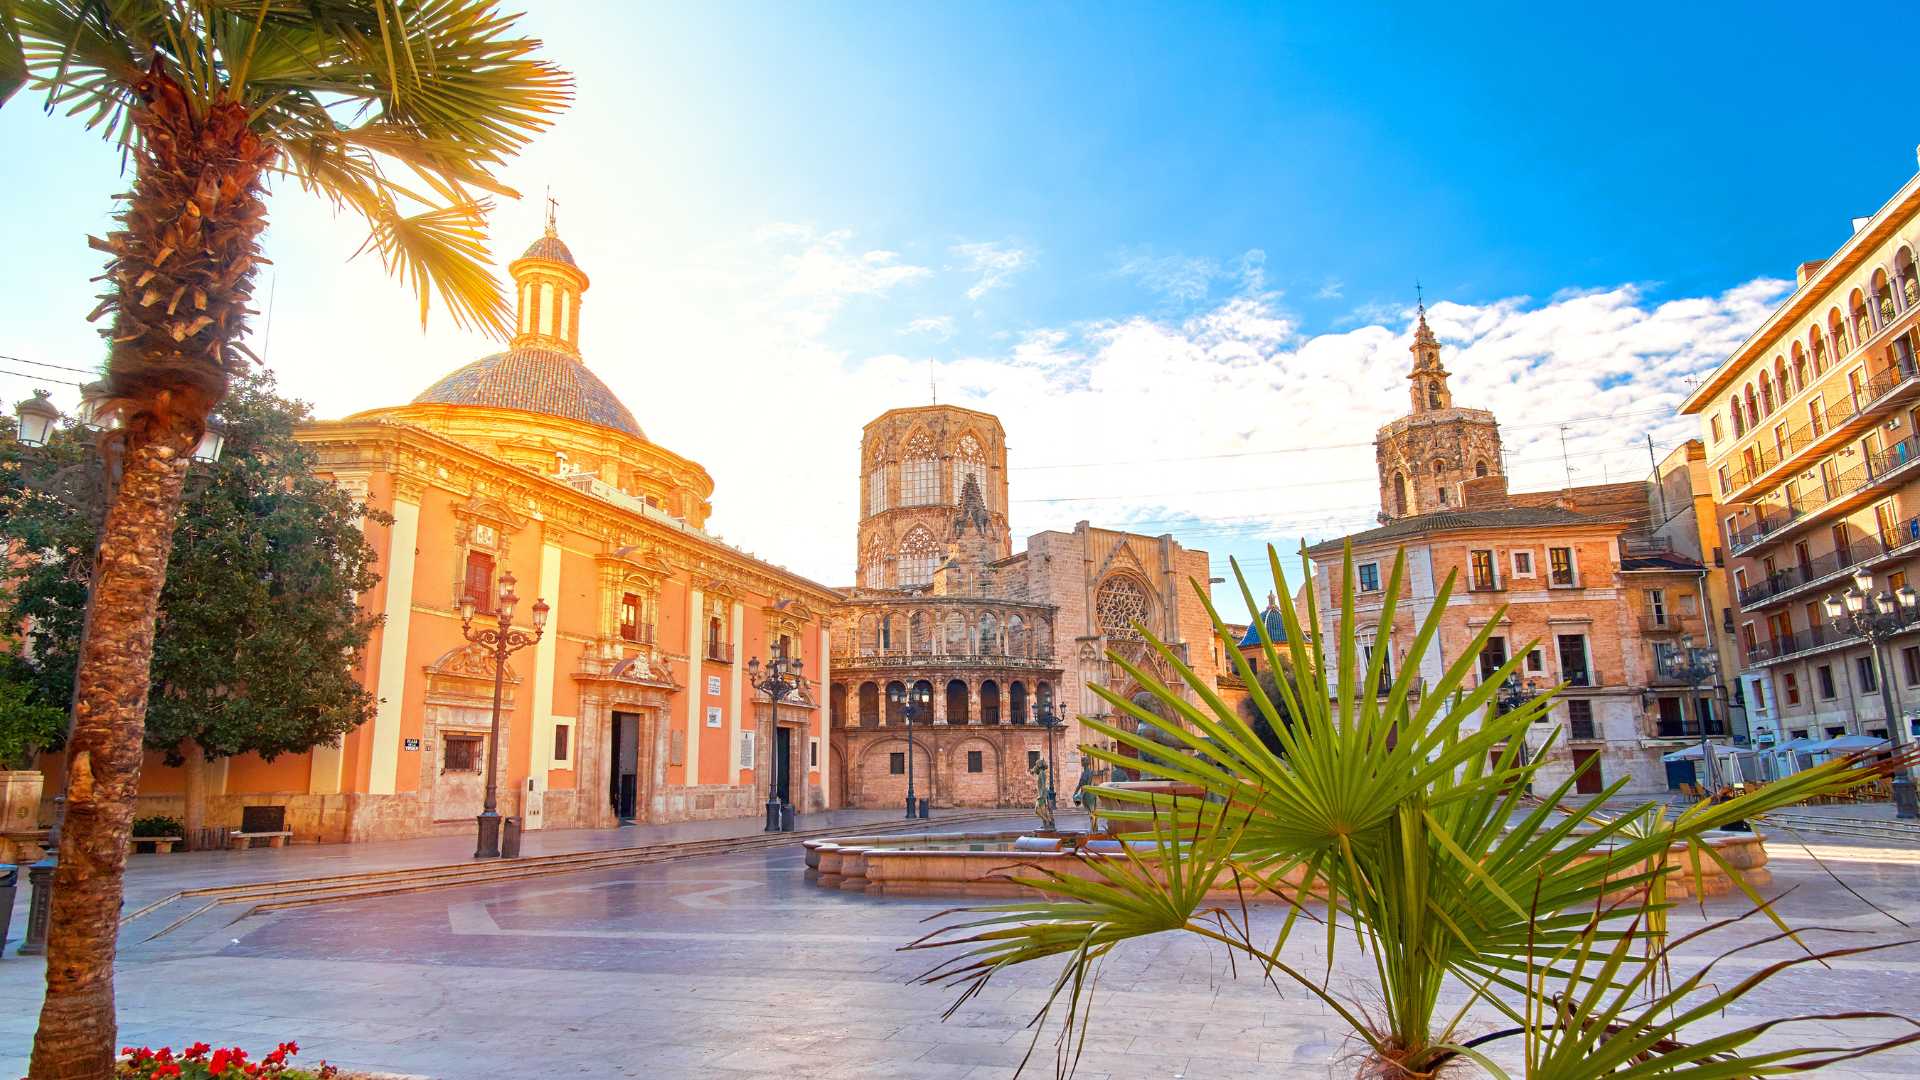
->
[930,357,938,406]
[1560,425,1575,492]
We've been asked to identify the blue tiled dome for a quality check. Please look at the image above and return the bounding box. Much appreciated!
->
[413,345,642,437]
[1237,602,1289,648]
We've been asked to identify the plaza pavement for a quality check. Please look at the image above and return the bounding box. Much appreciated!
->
[3,809,1919,1078]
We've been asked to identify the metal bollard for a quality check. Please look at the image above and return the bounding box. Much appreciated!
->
[0,863,17,955]
[780,803,796,832]
[500,816,522,859]
[19,857,54,956]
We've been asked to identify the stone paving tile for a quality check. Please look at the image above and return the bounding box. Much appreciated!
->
[6,825,1920,1079]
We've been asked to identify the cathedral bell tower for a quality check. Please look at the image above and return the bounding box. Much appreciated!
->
[1373,299,1504,519]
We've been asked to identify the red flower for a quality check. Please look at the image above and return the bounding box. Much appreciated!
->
[208,1049,235,1075]
[277,1042,298,1056]
[184,1043,211,1062]
[151,1066,182,1079]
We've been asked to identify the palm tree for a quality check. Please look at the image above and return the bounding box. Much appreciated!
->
[0,5,568,1076]
[915,545,1919,1078]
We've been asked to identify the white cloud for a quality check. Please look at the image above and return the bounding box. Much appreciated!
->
[951,241,1031,301]
[1115,253,1221,303]
[904,315,956,340]
[1316,277,1344,300]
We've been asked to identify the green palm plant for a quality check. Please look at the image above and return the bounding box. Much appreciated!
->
[0,4,568,1077]
[913,544,1912,1078]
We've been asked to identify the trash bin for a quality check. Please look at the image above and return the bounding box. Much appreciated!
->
[500,816,522,859]
[0,864,17,955]
[780,803,796,832]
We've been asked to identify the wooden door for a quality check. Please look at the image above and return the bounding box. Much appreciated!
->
[1571,748,1603,795]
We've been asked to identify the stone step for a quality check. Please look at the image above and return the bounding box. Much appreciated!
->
[126,810,1030,941]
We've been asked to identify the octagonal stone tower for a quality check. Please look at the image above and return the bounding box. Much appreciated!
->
[1374,302,1503,518]
[856,405,1011,591]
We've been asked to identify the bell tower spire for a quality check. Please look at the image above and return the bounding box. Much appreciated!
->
[508,200,589,357]
[1408,293,1452,413]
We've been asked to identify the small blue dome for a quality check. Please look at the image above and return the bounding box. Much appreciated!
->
[1237,599,1289,648]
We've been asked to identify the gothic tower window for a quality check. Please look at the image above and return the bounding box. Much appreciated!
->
[866,459,891,514]
[899,527,940,586]
[1096,577,1151,639]
[953,432,988,509]
[1393,472,1408,516]
[1474,459,1489,478]
[901,431,938,506]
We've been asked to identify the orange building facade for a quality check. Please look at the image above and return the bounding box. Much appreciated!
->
[76,220,841,843]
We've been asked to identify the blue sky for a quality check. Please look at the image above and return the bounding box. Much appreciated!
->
[4,3,1919,594]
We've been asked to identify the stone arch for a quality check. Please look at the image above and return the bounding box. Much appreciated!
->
[1791,342,1808,391]
[1829,307,1849,356]
[1811,323,1831,373]
[1472,459,1489,478]
[1392,470,1408,515]
[943,610,969,655]
[858,681,880,727]
[899,526,939,587]
[1095,574,1154,640]
[912,678,935,722]
[947,735,1002,805]
[885,680,906,725]
[1771,356,1788,406]
[945,678,970,724]
[1010,680,1029,724]
[1897,246,1919,307]
[978,612,999,655]
[900,428,939,506]
[830,682,848,728]
[1007,613,1028,657]
[854,736,932,803]
[951,429,990,510]
[909,609,932,654]
[1849,287,1872,342]
[1872,268,1896,322]
[980,679,1001,724]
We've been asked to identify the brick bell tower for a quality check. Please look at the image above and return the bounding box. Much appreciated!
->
[1374,298,1504,519]
[855,405,1011,591]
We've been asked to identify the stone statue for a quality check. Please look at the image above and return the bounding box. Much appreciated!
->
[1029,753,1055,832]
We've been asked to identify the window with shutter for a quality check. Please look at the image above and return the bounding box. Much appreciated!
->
[464,551,495,612]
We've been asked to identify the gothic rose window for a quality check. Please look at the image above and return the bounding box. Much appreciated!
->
[1096,577,1150,639]
[899,527,940,585]
[952,432,987,509]
[901,431,938,506]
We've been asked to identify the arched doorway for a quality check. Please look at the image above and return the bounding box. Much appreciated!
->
[829,683,848,728]
[1010,681,1028,725]
[885,681,905,725]
[858,682,879,727]
[980,680,1001,724]
[946,679,970,724]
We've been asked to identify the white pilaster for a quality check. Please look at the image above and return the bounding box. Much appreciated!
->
[684,586,704,784]
[729,599,746,776]
[531,538,562,776]
[368,494,420,795]
[818,624,832,808]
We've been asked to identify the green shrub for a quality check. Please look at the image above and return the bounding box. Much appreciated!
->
[131,815,184,838]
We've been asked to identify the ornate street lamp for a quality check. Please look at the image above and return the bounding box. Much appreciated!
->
[1822,575,1920,819]
[1658,634,1723,794]
[1035,698,1064,810]
[747,651,807,832]
[190,417,226,464]
[1494,676,1541,790]
[460,570,549,858]
[12,389,60,447]
[902,682,931,819]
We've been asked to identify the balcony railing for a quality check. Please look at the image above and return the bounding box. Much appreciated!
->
[1741,623,1853,664]
[1655,720,1728,738]
[1721,350,1920,500]
[705,641,733,663]
[828,648,1059,666]
[1568,719,1597,741]
[1639,615,1682,634]
[619,622,656,645]
[1563,668,1595,688]
[1727,430,1920,556]
[1736,517,1920,608]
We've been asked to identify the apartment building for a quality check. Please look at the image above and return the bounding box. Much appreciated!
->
[1680,159,1920,753]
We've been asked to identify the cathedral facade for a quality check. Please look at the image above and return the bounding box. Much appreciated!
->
[74,218,843,842]
[827,405,1224,810]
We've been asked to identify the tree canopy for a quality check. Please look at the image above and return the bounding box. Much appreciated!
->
[0,372,386,764]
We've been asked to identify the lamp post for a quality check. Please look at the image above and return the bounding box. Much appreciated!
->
[747,652,806,832]
[1495,676,1541,790]
[460,570,549,858]
[1658,634,1723,795]
[13,389,60,447]
[1822,570,1920,819]
[903,682,930,819]
[1035,699,1063,810]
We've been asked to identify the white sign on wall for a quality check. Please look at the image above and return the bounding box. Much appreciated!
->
[740,732,756,769]
[706,706,723,728]
[706,675,722,696]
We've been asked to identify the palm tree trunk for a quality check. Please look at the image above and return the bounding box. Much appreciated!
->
[30,61,270,1080]
[29,413,197,1080]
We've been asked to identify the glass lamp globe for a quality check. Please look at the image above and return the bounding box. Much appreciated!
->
[12,390,59,447]
[1823,594,1844,621]
[190,419,225,464]
[531,597,550,630]
[1853,568,1876,594]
